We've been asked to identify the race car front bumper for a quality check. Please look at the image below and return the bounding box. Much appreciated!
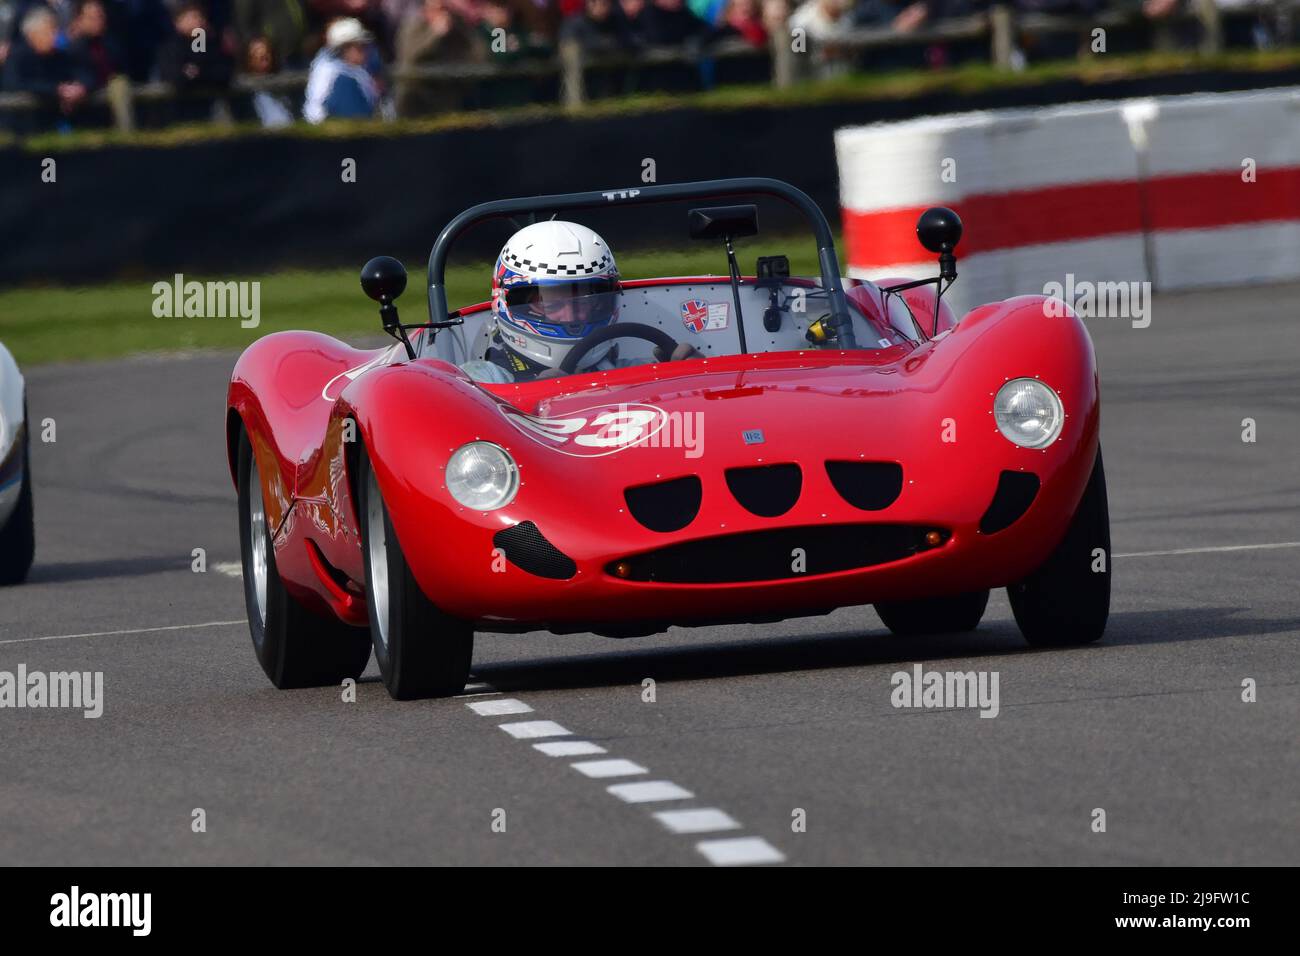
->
[395,438,1098,635]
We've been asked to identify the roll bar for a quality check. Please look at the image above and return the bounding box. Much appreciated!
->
[424,177,856,350]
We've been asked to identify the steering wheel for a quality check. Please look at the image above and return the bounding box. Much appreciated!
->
[559,322,681,375]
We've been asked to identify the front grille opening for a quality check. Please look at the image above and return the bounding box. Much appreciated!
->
[825,461,903,511]
[608,524,947,584]
[725,463,801,517]
[979,471,1040,534]
[493,521,577,579]
[625,475,702,533]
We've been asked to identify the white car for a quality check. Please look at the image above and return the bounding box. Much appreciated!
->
[0,342,34,584]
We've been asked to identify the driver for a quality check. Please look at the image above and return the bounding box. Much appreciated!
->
[462,220,624,383]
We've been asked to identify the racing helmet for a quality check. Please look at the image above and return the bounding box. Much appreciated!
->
[491,220,621,373]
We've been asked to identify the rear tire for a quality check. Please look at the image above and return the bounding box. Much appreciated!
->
[358,447,472,700]
[0,408,35,586]
[874,590,989,636]
[1008,448,1111,647]
[237,428,371,688]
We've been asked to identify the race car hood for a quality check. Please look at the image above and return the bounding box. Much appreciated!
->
[502,351,931,466]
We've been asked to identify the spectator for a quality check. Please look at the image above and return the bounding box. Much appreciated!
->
[759,0,786,38]
[716,0,765,46]
[618,0,651,47]
[788,0,851,42]
[2,4,94,130]
[788,0,852,74]
[244,34,295,124]
[394,0,480,114]
[8,0,77,36]
[507,0,558,42]
[103,0,172,82]
[308,0,383,33]
[234,0,309,68]
[642,0,709,45]
[476,0,547,104]
[478,0,545,57]
[0,3,13,68]
[443,0,485,25]
[560,0,631,54]
[67,0,123,87]
[686,0,723,26]
[305,15,382,120]
[157,1,234,120]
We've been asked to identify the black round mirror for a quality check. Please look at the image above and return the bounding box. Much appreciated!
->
[916,207,963,254]
[360,256,407,302]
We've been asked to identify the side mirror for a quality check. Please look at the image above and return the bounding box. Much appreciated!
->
[688,204,759,241]
[360,255,407,310]
[916,207,962,281]
[361,256,414,358]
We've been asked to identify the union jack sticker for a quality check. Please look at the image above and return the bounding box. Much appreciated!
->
[680,299,729,333]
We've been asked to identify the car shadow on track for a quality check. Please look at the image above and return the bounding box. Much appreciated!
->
[467,605,1300,693]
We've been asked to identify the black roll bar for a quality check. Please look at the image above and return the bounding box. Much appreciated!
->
[424,177,856,350]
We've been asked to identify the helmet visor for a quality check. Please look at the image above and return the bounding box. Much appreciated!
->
[504,279,619,336]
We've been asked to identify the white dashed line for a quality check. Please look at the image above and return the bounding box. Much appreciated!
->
[0,620,245,647]
[466,698,532,716]
[652,808,742,835]
[1116,541,1300,558]
[533,740,607,757]
[213,562,243,579]
[570,759,647,779]
[498,720,572,740]
[607,781,694,804]
[695,836,786,866]
[468,692,779,863]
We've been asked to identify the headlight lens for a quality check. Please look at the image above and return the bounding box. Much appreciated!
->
[994,378,1064,449]
[446,441,519,511]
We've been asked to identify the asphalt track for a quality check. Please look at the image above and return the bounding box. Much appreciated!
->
[1,281,1297,866]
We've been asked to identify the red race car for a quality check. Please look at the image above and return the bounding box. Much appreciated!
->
[226,178,1109,699]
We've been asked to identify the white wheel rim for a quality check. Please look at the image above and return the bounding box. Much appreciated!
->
[248,458,269,627]
[366,466,390,651]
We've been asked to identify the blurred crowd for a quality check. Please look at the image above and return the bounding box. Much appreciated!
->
[0,0,1290,131]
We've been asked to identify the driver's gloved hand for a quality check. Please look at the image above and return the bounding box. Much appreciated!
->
[653,342,704,362]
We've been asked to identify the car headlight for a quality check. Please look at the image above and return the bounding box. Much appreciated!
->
[446,441,519,511]
[994,378,1064,449]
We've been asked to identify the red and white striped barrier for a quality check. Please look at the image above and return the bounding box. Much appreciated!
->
[835,88,1300,319]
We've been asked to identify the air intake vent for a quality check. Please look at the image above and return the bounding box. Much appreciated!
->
[825,461,903,511]
[725,463,801,517]
[624,475,702,533]
[979,471,1040,534]
[493,521,577,579]
[609,524,946,583]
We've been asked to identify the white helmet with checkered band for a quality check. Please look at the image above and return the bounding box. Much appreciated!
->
[491,220,622,373]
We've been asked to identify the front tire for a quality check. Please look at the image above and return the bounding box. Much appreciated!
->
[1008,448,1111,647]
[237,428,371,688]
[358,446,472,700]
[874,590,989,636]
[0,408,35,586]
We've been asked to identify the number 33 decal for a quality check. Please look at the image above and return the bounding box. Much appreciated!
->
[501,403,668,457]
